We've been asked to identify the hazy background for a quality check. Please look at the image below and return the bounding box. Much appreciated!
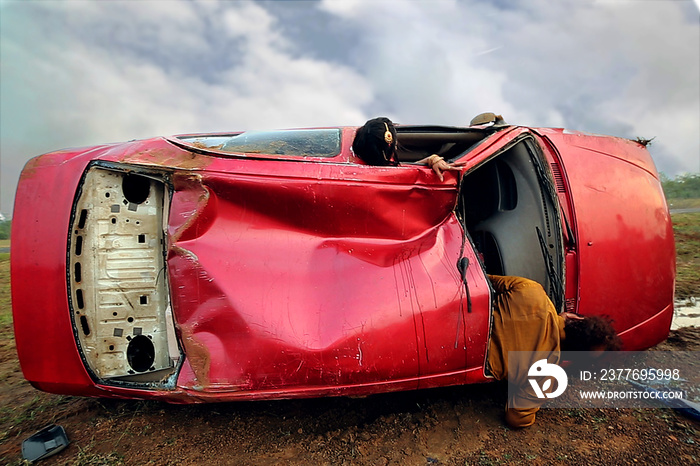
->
[1,0,699,216]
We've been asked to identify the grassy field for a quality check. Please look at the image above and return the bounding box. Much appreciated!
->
[0,253,10,328]
[673,210,700,298]
[670,198,700,210]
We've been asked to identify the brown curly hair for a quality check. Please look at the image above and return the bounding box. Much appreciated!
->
[561,315,622,352]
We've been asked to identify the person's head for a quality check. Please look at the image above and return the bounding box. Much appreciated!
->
[561,315,622,353]
[352,117,398,166]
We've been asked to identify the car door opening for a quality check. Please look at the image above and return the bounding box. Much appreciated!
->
[457,137,565,309]
[68,165,180,387]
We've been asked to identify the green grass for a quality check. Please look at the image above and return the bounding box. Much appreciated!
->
[74,446,124,465]
[669,198,700,210]
[671,210,700,298]
[0,253,10,329]
[0,393,70,427]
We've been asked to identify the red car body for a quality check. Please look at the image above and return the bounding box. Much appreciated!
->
[11,122,675,402]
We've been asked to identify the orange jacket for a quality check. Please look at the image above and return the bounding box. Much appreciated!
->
[487,275,566,428]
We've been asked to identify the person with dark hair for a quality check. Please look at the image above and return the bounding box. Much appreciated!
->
[351,117,398,167]
[487,275,621,428]
[560,314,621,353]
[352,117,461,181]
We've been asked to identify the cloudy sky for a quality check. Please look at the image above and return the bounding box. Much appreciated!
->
[1,0,699,216]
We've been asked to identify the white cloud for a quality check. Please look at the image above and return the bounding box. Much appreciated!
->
[319,0,699,173]
[319,0,521,124]
[221,2,282,43]
[0,0,372,214]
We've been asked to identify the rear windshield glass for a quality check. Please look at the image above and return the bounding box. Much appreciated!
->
[179,129,341,158]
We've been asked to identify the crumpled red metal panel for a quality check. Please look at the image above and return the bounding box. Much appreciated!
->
[166,163,481,393]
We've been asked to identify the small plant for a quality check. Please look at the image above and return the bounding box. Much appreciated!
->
[75,444,124,466]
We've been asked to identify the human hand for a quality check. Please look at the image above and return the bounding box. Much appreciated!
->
[422,154,462,181]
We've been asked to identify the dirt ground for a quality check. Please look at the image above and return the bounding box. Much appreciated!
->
[0,327,697,465]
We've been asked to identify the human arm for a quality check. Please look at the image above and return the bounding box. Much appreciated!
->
[416,154,463,182]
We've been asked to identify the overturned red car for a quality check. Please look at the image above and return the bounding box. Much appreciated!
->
[11,118,675,402]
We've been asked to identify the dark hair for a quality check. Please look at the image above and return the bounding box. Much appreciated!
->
[561,315,622,352]
[352,117,398,166]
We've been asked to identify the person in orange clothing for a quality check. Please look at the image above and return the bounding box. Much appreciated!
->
[487,275,621,428]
